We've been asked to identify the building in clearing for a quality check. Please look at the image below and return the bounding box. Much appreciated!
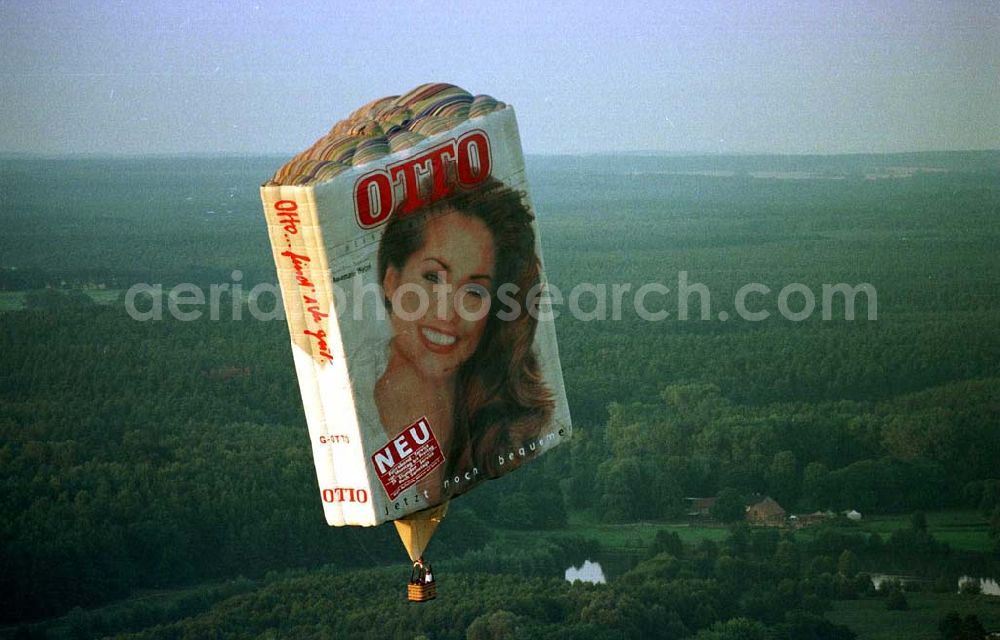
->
[686,497,717,518]
[796,510,835,528]
[746,497,787,526]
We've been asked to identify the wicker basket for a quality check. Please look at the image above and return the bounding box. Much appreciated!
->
[407,582,437,602]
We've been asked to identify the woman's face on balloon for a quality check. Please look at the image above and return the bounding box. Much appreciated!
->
[383,210,496,379]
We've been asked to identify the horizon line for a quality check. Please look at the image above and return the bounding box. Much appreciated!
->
[1,148,998,161]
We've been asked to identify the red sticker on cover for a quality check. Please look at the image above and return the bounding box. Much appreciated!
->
[371,417,444,500]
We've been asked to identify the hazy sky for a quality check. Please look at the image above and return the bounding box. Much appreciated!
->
[2,0,997,156]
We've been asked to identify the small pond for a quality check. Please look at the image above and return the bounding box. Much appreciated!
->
[565,560,607,585]
[958,576,1000,596]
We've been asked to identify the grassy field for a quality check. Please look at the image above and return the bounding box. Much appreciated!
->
[85,289,122,304]
[860,510,993,553]
[0,292,24,311]
[0,289,122,311]
[828,593,1000,639]
[496,512,731,554]
[499,509,993,556]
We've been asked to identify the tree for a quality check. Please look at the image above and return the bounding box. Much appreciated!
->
[837,550,859,578]
[959,615,986,640]
[938,611,962,640]
[767,451,798,506]
[801,462,830,510]
[495,488,566,530]
[711,488,745,523]
[940,613,988,640]
[596,458,643,522]
[881,411,954,463]
[980,481,1000,513]
[959,579,981,595]
[466,610,522,640]
[694,617,767,640]
[773,541,800,578]
[885,590,908,611]
[650,530,684,559]
[989,508,1000,555]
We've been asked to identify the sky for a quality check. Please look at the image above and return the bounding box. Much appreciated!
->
[1,0,997,156]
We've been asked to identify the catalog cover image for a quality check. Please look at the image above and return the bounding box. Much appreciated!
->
[261,83,573,527]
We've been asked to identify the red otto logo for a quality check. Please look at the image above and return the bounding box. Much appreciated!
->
[321,487,368,503]
[353,129,492,229]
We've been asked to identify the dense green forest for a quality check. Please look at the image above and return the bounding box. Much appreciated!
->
[1,152,999,638]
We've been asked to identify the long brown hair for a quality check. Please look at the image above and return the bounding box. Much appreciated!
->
[377,179,554,483]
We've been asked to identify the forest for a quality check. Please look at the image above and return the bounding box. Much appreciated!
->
[1,151,999,638]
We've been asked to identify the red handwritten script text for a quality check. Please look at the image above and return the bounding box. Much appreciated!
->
[272,198,332,363]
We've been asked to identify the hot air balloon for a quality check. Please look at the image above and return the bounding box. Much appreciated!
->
[260,83,572,601]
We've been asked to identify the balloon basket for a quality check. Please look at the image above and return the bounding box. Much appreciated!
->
[407,582,437,602]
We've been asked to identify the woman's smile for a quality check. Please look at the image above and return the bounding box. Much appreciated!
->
[418,324,458,352]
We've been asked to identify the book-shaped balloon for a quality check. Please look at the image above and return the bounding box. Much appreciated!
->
[260,83,572,559]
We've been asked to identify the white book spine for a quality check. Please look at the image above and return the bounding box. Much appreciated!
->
[260,184,377,526]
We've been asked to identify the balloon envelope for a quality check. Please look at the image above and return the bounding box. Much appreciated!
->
[260,83,573,547]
